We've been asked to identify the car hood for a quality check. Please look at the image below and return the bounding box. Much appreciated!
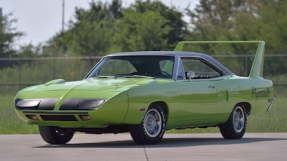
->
[44,78,155,91]
[16,77,163,99]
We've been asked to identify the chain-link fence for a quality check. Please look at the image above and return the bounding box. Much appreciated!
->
[0,57,101,94]
[0,55,286,96]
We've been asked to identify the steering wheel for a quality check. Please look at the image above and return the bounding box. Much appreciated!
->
[159,71,171,78]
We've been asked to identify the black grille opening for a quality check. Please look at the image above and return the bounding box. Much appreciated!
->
[38,99,57,110]
[40,115,77,121]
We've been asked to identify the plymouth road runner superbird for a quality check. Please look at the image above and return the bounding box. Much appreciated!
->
[14,41,273,144]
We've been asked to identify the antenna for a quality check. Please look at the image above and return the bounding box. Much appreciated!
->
[61,0,65,33]
[0,8,2,18]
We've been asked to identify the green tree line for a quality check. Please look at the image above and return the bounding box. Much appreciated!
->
[1,0,287,75]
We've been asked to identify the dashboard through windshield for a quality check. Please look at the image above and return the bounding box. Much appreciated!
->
[88,55,175,79]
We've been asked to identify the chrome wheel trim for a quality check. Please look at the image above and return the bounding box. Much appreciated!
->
[143,109,162,138]
[233,106,245,133]
[55,128,69,137]
[55,128,65,136]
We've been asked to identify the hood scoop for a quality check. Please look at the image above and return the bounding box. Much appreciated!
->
[45,79,66,86]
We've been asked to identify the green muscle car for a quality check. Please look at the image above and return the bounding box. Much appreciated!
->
[14,41,273,145]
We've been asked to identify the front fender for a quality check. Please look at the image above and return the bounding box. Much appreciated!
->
[123,82,173,125]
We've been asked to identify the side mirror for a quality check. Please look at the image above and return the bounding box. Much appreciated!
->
[186,71,196,80]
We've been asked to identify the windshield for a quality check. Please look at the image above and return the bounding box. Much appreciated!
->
[87,56,175,79]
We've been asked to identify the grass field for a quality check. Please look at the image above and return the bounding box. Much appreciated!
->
[0,94,38,134]
[1,93,286,134]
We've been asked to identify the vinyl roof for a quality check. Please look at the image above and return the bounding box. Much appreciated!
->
[107,51,233,75]
[107,51,208,57]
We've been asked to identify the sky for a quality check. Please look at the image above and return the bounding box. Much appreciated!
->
[0,0,199,47]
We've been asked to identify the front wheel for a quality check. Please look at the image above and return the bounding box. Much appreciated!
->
[219,106,247,139]
[39,126,74,144]
[130,105,166,144]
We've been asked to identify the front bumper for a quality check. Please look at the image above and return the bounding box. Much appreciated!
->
[14,92,131,128]
[14,98,113,128]
[16,109,115,128]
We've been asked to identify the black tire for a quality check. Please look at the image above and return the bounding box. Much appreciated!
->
[39,126,74,145]
[219,106,247,139]
[130,105,166,145]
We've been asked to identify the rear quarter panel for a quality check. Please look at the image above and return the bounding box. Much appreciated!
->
[220,75,273,116]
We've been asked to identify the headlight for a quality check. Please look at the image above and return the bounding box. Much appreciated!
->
[15,99,40,109]
[15,98,58,110]
[60,98,106,110]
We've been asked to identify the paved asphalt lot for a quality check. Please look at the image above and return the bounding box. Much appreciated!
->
[1,133,287,161]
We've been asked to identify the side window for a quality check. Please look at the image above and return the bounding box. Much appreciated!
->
[181,58,221,79]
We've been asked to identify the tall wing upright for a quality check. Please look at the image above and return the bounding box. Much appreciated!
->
[174,40,266,78]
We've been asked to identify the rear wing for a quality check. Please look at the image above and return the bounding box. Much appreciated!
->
[174,41,265,78]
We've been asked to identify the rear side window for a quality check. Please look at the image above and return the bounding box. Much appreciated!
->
[181,58,222,79]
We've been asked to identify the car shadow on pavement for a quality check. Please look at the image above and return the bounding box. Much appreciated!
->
[34,137,287,149]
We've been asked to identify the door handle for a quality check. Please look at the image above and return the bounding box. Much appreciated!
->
[208,85,215,88]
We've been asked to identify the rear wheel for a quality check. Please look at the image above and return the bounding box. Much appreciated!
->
[130,105,166,144]
[219,106,247,139]
[39,126,74,144]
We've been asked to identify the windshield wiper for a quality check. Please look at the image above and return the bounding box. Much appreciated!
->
[119,75,154,78]
[95,75,115,78]
[94,75,154,79]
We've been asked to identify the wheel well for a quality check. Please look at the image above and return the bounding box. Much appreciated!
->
[149,101,169,120]
[235,102,251,115]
